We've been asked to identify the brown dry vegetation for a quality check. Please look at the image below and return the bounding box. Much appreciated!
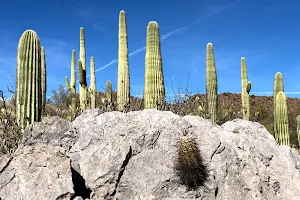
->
[1,86,300,155]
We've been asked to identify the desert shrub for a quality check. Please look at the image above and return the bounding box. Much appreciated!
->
[0,90,22,155]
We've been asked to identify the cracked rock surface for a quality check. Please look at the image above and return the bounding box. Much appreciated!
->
[1,109,300,199]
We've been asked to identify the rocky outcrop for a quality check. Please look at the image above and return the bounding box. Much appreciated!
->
[0,109,299,200]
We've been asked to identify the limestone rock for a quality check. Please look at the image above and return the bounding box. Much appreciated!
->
[0,109,299,200]
[0,143,74,199]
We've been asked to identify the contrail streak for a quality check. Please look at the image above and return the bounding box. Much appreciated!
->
[86,0,244,77]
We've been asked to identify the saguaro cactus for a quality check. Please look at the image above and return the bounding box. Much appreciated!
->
[106,80,112,103]
[78,60,88,110]
[16,30,45,129]
[79,27,88,111]
[241,57,251,120]
[205,43,218,123]
[89,56,96,109]
[65,50,76,113]
[117,10,130,111]
[274,91,290,146]
[296,115,300,147]
[144,21,165,110]
[273,72,284,137]
[41,46,46,110]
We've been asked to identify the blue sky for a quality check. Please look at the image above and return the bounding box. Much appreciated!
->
[0,0,300,101]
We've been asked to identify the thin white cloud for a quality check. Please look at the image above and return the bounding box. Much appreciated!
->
[88,0,244,76]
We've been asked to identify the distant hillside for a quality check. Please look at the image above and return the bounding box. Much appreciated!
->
[188,92,300,147]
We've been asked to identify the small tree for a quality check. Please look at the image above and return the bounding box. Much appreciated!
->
[49,84,71,108]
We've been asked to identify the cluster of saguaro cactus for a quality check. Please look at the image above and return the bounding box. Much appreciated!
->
[65,50,77,113]
[66,27,96,112]
[117,10,130,112]
[274,91,290,146]
[16,30,46,129]
[241,57,251,120]
[144,21,165,110]
[205,43,218,123]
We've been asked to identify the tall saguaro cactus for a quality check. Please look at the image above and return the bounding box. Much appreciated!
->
[117,10,130,111]
[144,21,165,110]
[241,57,251,120]
[273,72,284,137]
[41,46,46,110]
[79,27,88,111]
[205,43,218,123]
[65,50,77,113]
[16,30,45,129]
[89,56,96,109]
[274,91,290,146]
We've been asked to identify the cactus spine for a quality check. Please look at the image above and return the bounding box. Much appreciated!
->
[296,115,300,147]
[274,91,290,146]
[16,30,45,129]
[144,21,165,110]
[205,43,218,123]
[89,56,96,109]
[241,57,251,120]
[273,72,284,137]
[79,27,88,111]
[65,50,77,113]
[117,10,130,111]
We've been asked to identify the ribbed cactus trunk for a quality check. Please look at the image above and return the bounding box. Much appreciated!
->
[16,30,45,129]
[89,56,96,109]
[274,91,290,146]
[117,10,130,112]
[241,57,251,120]
[41,46,46,110]
[273,72,284,137]
[144,21,165,110]
[65,50,77,114]
[296,115,300,147]
[205,43,218,123]
[79,27,88,111]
